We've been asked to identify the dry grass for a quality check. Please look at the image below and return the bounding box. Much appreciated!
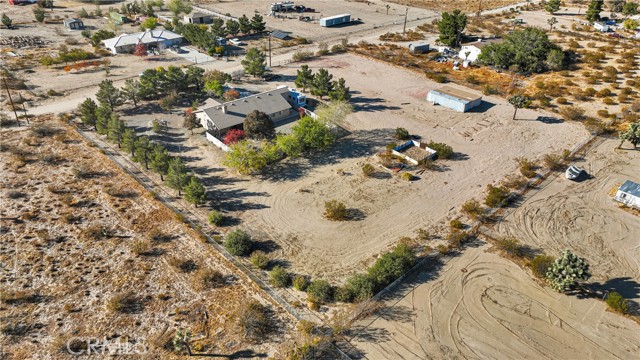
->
[0,120,291,357]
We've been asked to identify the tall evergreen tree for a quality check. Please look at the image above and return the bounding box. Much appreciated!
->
[545,0,561,14]
[330,78,350,101]
[95,104,112,135]
[78,98,98,130]
[250,14,265,33]
[210,17,226,37]
[121,78,141,107]
[184,176,206,207]
[238,14,251,34]
[165,157,190,195]
[133,136,153,169]
[122,128,137,157]
[437,9,467,48]
[310,68,334,99]
[107,114,126,147]
[226,19,240,36]
[294,65,313,92]
[149,144,171,180]
[241,48,267,77]
[96,79,122,110]
[185,66,205,91]
[585,0,604,21]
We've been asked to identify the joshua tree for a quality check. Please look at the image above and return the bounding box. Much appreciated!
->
[546,250,591,292]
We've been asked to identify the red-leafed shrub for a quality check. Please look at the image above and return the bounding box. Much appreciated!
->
[223,129,246,145]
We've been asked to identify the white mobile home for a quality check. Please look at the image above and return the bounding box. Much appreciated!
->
[427,86,482,113]
[102,30,184,55]
[319,14,351,27]
[614,180,640,209]
[593,22,609,32]
[459,38,502,63]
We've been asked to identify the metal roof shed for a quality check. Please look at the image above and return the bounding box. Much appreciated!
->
[427,86,482,113]
[614,180,640,209]
[319,14,351,27]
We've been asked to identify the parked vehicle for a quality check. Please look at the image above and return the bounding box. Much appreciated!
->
[229,38,243,46]
[608,33,622,38]
[565,165,585,181]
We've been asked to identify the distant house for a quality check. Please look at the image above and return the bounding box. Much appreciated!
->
[458,38,502,63]
[195,87,305,136]
[63,18,84,30]
[614,180,640,209]
[319,14,351,27]
[102,30,184,54]
[427,85,482,113]
[593,22,609,32]
[407,42,430,54]
[184,12,213,24]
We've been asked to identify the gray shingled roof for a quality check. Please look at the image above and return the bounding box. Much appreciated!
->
[619,180,640,197]
[199,87,293,131]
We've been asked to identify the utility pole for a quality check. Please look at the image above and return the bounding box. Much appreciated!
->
[403,7,408,33]
[2,77,20,126]
[268,33,272,67]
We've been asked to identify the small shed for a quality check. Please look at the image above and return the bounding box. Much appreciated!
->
[392,140,437,165]
[184,12,213,24]
[408,41,430,54]
[319,14,351,27]
[427,86,482,113]
[593,22,609,32]
[614,180,640,209]
[63,18,84,30]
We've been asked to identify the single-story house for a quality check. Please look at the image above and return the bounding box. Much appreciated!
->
[614,180,640,209]
[63,18,84,30]
[184,12,213,24]
[427,85,482,113]
[407,41,430,54]
[102,30,184,54]
[195,86,305,136]
[458,38,502,63]
[593,22,609,32]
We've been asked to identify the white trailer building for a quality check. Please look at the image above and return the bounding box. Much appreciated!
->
[427,86,482,113]
[319,14,351,27]
[614,180,640,209]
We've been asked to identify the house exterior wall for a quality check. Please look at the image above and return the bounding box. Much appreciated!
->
[465,97,482,111]
[184,15,213,24]
[614,190,640,208]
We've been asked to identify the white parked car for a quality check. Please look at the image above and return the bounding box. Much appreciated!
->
[565,165,585,181]
[229,38,242,46]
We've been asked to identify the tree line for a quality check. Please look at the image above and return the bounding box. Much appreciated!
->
[77,79,207,207]
[294,65,350,101]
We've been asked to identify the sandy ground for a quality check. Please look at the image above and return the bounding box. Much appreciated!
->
[349,244,640,359]
[161,53,591,283]
[494,138,640,302]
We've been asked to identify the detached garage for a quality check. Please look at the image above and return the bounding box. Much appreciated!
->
[427,86,482,113]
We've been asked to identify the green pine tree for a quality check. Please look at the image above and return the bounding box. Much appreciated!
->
[165,157,190,195]
[294,65,313,92]
[184,176,206,207]
[149,144,171,180]
[78,98,98,130]
[241,48,267,78]
[329,78,350,101]
[107,114,126,147]
[95,104,112,135]
[585,0,604,21]
[310,68,334,99]
[133,136,153,169]
[122,128,137,157]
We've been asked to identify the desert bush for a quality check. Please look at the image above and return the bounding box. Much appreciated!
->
[250,250,269,269]
[292,275,309,291]
[542,154,564,171]
[605,292,628,314]
[224,229,252,256]
[130,239,151,256]
[208,210,224,226]
[82,223,109,240]
[596,88,612,98]
[148,229,171,243]
[235,301,273,340]
[530,255,555,279]
[30,125,59,137]
[496,237,524,257]
[367,244,415,291]
[484,184,510,208]
[400,172,414,181]
[324,200,348,221]
[446,230,469,249]
[415,227,430,241]
[394,127,410,140]
[307,279,333,303]
[449,219,464,229]
[501,174,528,189]
[436,244,449,255]
[292,51,314,62]
[427,141,454,159]
[362,163,375,177]
[597,109,610,118]
[168,257,198,273]
[559,106,586,121]
[194,268,225,290]
[602,98,615,105]
[516,157,537,178]
[461,199,485,220]
[618,94,629,104]
[556,97,568,104]
[482,85,500,95]
[107,293,142,313]
[269,266,290,288]
[465,74,480,85]
[338,273,375,303]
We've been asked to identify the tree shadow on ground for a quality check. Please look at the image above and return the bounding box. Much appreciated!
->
[260,128,394,182]
[350,96,401,112]
[347,208,366,221]
[121,102,163,116]
[584,277,640,314]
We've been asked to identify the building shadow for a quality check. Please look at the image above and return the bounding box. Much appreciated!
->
[468,100,496,113]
